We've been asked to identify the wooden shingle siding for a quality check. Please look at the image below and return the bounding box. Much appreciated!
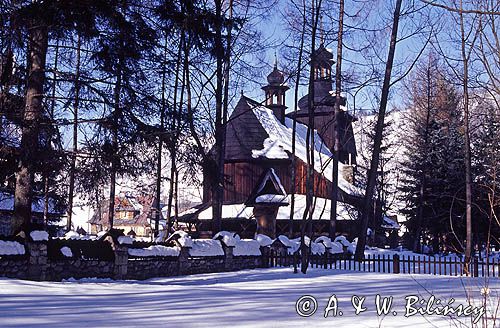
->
[225,97,272,161]
[219,158,332,204]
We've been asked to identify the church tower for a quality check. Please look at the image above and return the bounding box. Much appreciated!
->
[311,44,335,102]
[262,60,289,123]
[289,43,356,168]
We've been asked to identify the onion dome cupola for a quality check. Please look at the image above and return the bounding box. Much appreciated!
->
[262,58,289,123]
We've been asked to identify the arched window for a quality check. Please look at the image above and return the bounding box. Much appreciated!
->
[273,93,279,105]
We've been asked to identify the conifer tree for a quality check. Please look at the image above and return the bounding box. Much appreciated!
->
[399,60,465,253]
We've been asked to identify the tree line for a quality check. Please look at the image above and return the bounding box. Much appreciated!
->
[0,0,499,275]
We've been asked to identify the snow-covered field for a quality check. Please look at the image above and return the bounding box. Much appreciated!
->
[0,268,497,328]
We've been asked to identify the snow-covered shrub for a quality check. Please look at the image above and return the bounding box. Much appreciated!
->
[334,235,350,246]
[213,231,238,247]
[255,234,273,247]
[277,235,300,254]
[170,231,193,247]
[314,236,344,254]
[310,241,326,255]
[315,236,333,248]
[334,235,355,254]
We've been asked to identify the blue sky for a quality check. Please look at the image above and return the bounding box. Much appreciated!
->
[239,0,440,116]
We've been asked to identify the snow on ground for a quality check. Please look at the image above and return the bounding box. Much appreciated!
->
[0,268,496,328]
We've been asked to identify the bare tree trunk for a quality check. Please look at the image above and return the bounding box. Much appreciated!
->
[354,0,402,261]
[217,0,232,233]
[154,39,168,237]
[44,40,60,227]
[330,0,344,239]
[301,0,322,274]
[171,40,186,227]
[212,0,227,235]
[13,19,48,233]
[174,169,179,230]
[67,34,81,232]
[290,0,307,238]
[165,33,184,238]
[108,65,122,230]
[459,0,473,270]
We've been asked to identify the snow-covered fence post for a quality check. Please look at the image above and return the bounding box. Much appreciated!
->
[213,233,236,271]
[473,257,479,277]
[27,231,49,280]
[260,246,270,268]
[178,246,191,275]
[221,243,234,271]
[171,231,193,275]
[393,254,400,274]
[105,235,129,280]
[270,237,293,267]
[26,240,48,280]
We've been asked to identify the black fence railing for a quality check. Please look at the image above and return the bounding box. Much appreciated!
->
[266,250,500,278]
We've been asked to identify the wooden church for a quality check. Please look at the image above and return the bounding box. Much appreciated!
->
[178,44,397,239]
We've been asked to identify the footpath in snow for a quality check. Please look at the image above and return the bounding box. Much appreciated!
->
[0,268,497,328]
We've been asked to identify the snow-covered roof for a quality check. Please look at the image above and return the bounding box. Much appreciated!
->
[184,194,358,221]
[382,215,400,230]
[251,104,362,196]
[247,168,288,205]
[255,194,288,204]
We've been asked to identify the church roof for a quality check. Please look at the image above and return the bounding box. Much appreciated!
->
[228,95,362,196]
[312,43,334,67]
[225,96,288,161]
[177,195,358,222]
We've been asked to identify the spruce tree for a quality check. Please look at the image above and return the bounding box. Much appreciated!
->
[399,60,465,254]
[471,99,500,249]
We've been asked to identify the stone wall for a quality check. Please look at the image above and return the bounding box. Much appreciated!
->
[186,257,226,275]
[47,259,113,281]
[127,258,178,280]
[0,256,28,279]
[0,238,275,281]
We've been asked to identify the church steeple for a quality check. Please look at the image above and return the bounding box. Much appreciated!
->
[312,44,333,101]
[262,59,289,123]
